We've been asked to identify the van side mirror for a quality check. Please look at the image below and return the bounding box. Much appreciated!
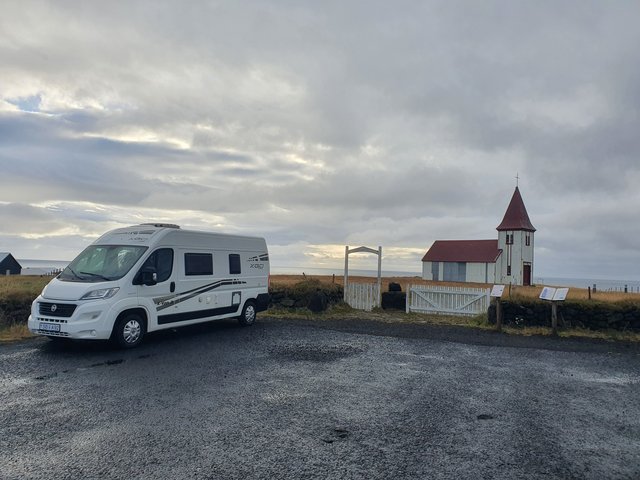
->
[140,267,158,286]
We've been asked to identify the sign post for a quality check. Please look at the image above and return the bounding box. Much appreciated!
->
[539,287,569,335]
[490,285,506,332]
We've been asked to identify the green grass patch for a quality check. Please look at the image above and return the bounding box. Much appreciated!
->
[0,276,49,302]
[264,304,640,343]
[0,323,33,342]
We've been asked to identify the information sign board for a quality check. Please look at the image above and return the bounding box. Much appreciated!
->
[539,287,556,301]
[552,288,569,301]
[490,285,505,297]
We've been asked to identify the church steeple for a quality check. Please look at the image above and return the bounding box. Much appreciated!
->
[496,186,536,232]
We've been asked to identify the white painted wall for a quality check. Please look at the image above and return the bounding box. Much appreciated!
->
[422,261,432,280]
[423,261,496,284]
[465,262,496,283]
[496,230,534,285]
[422,261,444,281]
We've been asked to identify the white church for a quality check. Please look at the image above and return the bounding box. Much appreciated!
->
[421,187,535,286]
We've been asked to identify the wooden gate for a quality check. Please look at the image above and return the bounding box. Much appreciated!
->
[406,285,490,316]
[346,283,380,311]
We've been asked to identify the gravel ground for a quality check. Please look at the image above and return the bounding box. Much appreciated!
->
[1,317,639,480]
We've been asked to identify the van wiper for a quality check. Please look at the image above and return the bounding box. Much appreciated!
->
[65,267,82,280]
[79,271,112,281]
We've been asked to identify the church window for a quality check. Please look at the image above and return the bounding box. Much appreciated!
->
[525,233,531,246]
[506,233,513,245]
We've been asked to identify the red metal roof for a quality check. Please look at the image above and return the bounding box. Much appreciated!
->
[421,240,502,263]
[496,187,536,232]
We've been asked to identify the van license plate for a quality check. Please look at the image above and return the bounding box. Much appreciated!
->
[39,323,60,332]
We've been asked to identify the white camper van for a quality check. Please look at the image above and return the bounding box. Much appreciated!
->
[28,224,270,348]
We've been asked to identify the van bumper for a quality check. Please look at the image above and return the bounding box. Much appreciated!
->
[28,296,115,340]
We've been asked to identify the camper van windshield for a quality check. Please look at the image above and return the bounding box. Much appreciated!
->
[59,245,148,282]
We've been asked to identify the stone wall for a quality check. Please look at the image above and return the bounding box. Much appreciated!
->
[269,279,343,312]
[488,298,640,331]
[0,299,32,328]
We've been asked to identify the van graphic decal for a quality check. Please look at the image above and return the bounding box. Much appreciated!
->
[247,253,269,262]
[153,279,247,311]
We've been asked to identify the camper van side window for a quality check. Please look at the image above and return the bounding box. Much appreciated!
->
[137,248,173,283]
[185,253,213,276]
[229,254,241,275]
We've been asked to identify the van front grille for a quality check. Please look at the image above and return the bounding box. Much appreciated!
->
[34,330,70,337]
[36,317,68,324]
[38,303,77,318]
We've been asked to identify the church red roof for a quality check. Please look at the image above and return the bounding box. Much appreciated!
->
[421,240,502,263]
[496,187,536,232]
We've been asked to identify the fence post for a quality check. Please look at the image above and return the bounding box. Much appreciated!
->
[406,285,410,313]
[496,299,503,332]
[343,246,349,303]
[551,302,558,335]
[377,246,382,308]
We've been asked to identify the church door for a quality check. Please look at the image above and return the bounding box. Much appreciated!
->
[523,263,531,286]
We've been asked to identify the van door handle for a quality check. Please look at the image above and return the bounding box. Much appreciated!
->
[170,281,175,293]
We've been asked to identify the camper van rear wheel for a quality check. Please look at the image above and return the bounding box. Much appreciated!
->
[112,313,145,348]
[239,301,256,326]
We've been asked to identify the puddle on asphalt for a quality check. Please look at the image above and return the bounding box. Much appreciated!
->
[31,353,155,381]
[322,427,350,444]
[477,414,494,420]
[269,343,366,362]
[89,359,124,368]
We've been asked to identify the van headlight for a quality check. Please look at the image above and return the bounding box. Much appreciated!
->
[81,287,120,300]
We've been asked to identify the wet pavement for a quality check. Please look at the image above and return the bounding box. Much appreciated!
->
[1,317,639,479]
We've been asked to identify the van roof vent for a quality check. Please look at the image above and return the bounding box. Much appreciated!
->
[141,223,181,229]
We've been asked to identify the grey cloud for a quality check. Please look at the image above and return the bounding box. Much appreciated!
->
[0,203,65,235]
[1,1,640,278]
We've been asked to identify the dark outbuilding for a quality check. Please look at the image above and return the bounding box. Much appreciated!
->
[0,252,22,275]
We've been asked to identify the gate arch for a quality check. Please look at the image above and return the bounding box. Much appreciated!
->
[343,245,382,308]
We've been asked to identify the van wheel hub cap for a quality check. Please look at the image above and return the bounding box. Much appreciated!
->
[123,320,141,343]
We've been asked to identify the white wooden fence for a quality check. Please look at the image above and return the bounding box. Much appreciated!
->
[406,285,490,316]
[346,283,380,311]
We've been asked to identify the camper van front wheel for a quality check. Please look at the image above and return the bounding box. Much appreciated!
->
[239,301,257,326]
[112,313,145,348]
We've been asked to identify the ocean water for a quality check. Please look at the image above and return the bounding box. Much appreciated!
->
[14,260,639,292]
[270,266,422,278]
[273,267,640,291]
[18,259,69,275]
[532,276,640,292]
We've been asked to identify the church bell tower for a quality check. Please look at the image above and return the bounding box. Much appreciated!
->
[496,187,536,286]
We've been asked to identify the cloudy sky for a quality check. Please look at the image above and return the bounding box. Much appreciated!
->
[1,1,639,279]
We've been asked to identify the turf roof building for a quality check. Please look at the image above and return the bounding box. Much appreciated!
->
[421,187,536,286]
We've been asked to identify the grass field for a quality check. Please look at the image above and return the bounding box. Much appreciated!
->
[0,275,50,302]
[4,273,636,303]
[272,274,640,302]
[1,274,639,343]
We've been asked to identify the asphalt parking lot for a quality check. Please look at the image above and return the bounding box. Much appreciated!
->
[1,317,639,480]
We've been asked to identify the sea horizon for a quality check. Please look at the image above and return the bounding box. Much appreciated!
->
[15,259,640,292]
